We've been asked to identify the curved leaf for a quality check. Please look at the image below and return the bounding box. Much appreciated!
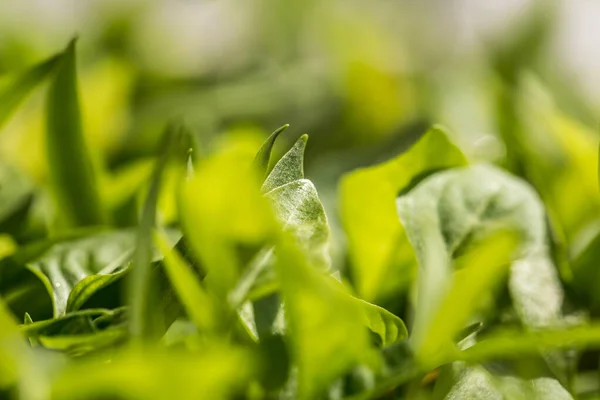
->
[357,299,407,347]
[253,124,289,176]
[26,230,136,316]
[396,165,564,336]
[340,126,467,301]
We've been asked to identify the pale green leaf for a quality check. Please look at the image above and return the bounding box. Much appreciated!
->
[275,234,377,399]
[50,346,256,400]
[155,232,219,332]
[397,165,564,340]
[340,126,467,301]
[262,134,307,193]
[414,233,518,365]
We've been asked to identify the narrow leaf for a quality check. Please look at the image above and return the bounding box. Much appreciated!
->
[155,232,218,332]
[0,53,59,128]
[46,39,104,227]
[128,122,184,341]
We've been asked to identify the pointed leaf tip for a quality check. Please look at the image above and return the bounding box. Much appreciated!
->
[253,124,290,176]
[262,134,308,193]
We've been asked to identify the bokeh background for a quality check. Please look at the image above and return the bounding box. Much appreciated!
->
[1,0,599,258]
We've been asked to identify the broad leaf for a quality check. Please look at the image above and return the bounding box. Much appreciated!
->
[396,164,564,334]
[25,229,136,316]
[45,39,105,228]
[340,126,467,301]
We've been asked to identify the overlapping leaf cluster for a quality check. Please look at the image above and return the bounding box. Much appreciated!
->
[1,40,600,400]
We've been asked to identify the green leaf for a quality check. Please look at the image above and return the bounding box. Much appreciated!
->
[443,364,572,400]
[512,76,600,242]
[275,234,377,400]
[253,124,289,176]
[0,53,60,128]
[458,323,600,364]
[0,299,29,388]
[357,298,407,347]
[128,122,186,341]
[265,179,331,271]
[50,345,256,400]
[20,308,128,357]
[230,135,332,307]
[45,39,105,228]
[262,134,307,193]
[396,164,564,335]
[0,161,34,235]
[340,126,467,301]
[413,232,518,366]
[25,229,137,316]
[180,135,276,300]
[155,232,219,333]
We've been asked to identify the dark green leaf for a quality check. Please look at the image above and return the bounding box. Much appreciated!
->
[26,229,137,316]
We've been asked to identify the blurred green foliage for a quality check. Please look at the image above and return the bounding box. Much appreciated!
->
[2,1,600,399]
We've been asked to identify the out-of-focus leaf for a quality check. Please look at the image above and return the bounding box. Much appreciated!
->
[572,232,600,311]
[0,53,59,128]
[155,233,219,333]
[0,299,29,388]
[253,124,289,176]
[397,165,564,338]
[128,122,186,341]
[356,298,407,347]
[414,233,518,366]
[509,76,600,244]
[458,323,600,364]
[45,39,105,228]
[50,345,256,400]
[340,126,467,302]
[444,364,572,400]
[180,133,275,299]
[26,229,136,316]
[275,234,377,400]
[0,161,34,236]
[20,308,128,357]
